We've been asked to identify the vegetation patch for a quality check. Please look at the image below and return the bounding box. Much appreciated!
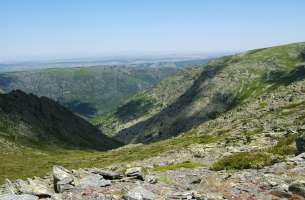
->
[211,152,277,171]
[152,161,204,172]
[268,135,296,156]
[158,175,173,184]
[212,134,296,171]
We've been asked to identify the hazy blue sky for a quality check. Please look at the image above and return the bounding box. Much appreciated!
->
[1,0,305,61]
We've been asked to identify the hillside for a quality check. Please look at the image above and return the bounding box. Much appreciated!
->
[0,65,177,117]
[0,90,121,150]
[1,43,305,200]
[93,42,305,144]
[91,66,204,135]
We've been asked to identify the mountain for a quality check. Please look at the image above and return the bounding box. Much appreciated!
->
[0,90,121,150]
[0,65,178,117]
[0,42,305,195]
[93,42,305,144]
[91,65,204,135]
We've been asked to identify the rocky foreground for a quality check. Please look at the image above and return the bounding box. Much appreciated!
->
[0,152,305,200]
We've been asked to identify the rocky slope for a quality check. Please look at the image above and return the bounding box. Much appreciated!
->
[0,66,177,117]
[98,42,305,144]
[0,90,121,150]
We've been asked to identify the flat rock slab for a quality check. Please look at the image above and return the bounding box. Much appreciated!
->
[79,174,111,188]
[0,194,38,200]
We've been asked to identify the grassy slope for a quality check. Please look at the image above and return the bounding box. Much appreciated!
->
[110,42,305,144]
[0,65,177,117]
[91,66,204,136]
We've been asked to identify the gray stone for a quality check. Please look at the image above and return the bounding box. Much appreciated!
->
[288,181,305,197]
[125,167,144,181]
[53,166,74,193]
[56,176,74,193]
[2,179,16,195]
[52,166,73,182]
[167,191,195,199]
[90,169,122,180]
[14,179,52,197]
[123,186,158,200]
[79,174,111,188]
[145,176,158,184]
[0,194,38,200]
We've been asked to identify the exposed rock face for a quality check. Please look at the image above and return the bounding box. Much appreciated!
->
[296,126,305,155]
[0,90,122,150]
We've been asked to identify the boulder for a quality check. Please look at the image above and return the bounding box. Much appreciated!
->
[2,179,17,195]
[125,167,145,181]
[52,166,74,193]
[296,126,305,155]
[288,181,305,197]
[0,194,38,200]
[15,179,52,197]
[90,169,122,180]
[79,174,111,188]
[52,166,73,182]
[123,186,158,200]
[56,178,74,193]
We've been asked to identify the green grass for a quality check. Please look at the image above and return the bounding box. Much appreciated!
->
[152,161,205,172]
[0,133,223,183]
[158,175,173,184]
[211,152,277,171]
[268,135,296,156]
[211,135,297,171]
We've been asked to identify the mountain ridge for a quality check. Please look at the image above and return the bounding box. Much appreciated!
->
[0,90,122,150]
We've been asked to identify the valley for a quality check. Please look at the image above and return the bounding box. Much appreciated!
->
[0,42,305,199]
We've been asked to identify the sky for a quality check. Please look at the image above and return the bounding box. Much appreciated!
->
[1,0,305,62]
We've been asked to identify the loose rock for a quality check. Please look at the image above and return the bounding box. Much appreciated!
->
[123,186,158,200]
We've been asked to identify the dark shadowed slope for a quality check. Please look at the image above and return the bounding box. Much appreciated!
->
[0,90,122,150]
